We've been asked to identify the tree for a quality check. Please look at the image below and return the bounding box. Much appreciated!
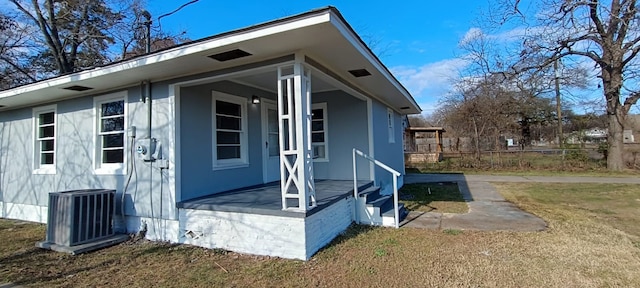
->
[9,0,123,76]
[109,0,189,60]
[407,114,434,127]
[3,0,189,86]
[439,25,564,154]
[0,12,35,89]
[493,0,640,170]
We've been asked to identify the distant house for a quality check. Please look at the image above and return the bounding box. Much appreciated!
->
[0,7,420,260]
[584,128,607,139]
[625,114,639,143]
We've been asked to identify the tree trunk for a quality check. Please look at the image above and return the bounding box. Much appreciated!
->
[606,110,625,170]
[471,116,481,159]
[601,57,626,171]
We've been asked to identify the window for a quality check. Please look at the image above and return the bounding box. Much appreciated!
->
[212,92,248,169]
[33,105,56,174]
[387,108,395,143]
[94,92,127,174]
[311,103,328,161]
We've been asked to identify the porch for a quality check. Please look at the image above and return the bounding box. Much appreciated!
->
[177,180,372,218]
[175,180,372,260]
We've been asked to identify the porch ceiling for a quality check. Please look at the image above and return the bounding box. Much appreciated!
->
[232,70,336,94]
[0,7,420,114]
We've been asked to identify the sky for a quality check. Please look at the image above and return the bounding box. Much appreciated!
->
[1,0,619,114]
[146,0,486,115]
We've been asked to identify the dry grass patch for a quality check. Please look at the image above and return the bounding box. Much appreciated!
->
[399,182,468,213]
[1,182,640,287]
[496,182,640,238]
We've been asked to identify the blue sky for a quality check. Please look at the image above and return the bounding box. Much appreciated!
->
[1,0,618,114]
[147,0,486,114]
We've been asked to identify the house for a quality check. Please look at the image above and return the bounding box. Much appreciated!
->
[0,7,421,260]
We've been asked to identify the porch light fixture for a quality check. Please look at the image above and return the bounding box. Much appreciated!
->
[252,95,260,104]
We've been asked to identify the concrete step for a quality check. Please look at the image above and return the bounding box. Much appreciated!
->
[366,195,391,206]
[381,200,408,222]
[358,186,382,203]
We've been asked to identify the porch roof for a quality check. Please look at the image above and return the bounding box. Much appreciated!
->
[0,6,421,114]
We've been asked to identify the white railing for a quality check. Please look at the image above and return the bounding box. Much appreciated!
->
[352,148,401,228]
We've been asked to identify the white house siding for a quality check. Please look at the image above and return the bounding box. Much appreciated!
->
[177,81,373,201]
[371,99,405,193]
[178,81,276,201]
[0,85,177,231]
[312,90,371,181]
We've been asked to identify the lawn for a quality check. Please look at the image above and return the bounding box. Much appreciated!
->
[1,182,639,287]
[398,182,468,213]
[409,150,640,176]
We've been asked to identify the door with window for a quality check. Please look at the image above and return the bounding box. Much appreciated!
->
[262,101,280,183]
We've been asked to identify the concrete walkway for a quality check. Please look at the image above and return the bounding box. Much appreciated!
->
[401,173,630,231]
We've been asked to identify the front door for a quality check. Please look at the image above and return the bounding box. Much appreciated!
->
[262,101,280,183]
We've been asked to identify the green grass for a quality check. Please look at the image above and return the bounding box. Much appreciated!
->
[442,170,639,177]
[1,182,640,287]
[408,151,637,175]
[443,229,463,235]
[398,182,468,213]
[407,166,640,178]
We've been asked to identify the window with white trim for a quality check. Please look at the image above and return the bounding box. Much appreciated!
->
[33,105,56,174]
[311,103,328,161]
[94,92,127,174]
[387,108,395,143]
[212,92,248,169]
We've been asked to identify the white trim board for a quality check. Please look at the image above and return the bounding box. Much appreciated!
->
[261,99,279,183]
[32,104,58,175]
[211,91,249,170]
[0,13,331,100]
[92,91,129,175]
[3,203,48,224]
[328,14,419,111]
[170,84,181,211]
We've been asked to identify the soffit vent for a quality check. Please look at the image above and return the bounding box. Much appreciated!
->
[348,69,371,77]
[208,49,252,62]
[400,106,410,110]
[63,85,93,91]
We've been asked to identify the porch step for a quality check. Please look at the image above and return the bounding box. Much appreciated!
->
[366,195,391,207]
[357,181,375,192]
[357,185,409,226]
[358,185,382,202]
[381,201,408,222]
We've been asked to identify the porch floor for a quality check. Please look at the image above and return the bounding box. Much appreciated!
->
[177,180,372,218]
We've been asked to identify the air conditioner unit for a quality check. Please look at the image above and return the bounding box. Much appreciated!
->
[46,189,116,247]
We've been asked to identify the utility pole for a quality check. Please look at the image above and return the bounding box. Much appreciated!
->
[141,10,152,53]
[554,59,563,148]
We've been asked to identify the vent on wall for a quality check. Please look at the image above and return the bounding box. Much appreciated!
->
[45,189,116,247]
[208,49,252,61]
[348,69,371,77]
[63,85,93,91]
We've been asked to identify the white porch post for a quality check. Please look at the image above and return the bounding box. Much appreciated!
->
[277,58,316,211]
